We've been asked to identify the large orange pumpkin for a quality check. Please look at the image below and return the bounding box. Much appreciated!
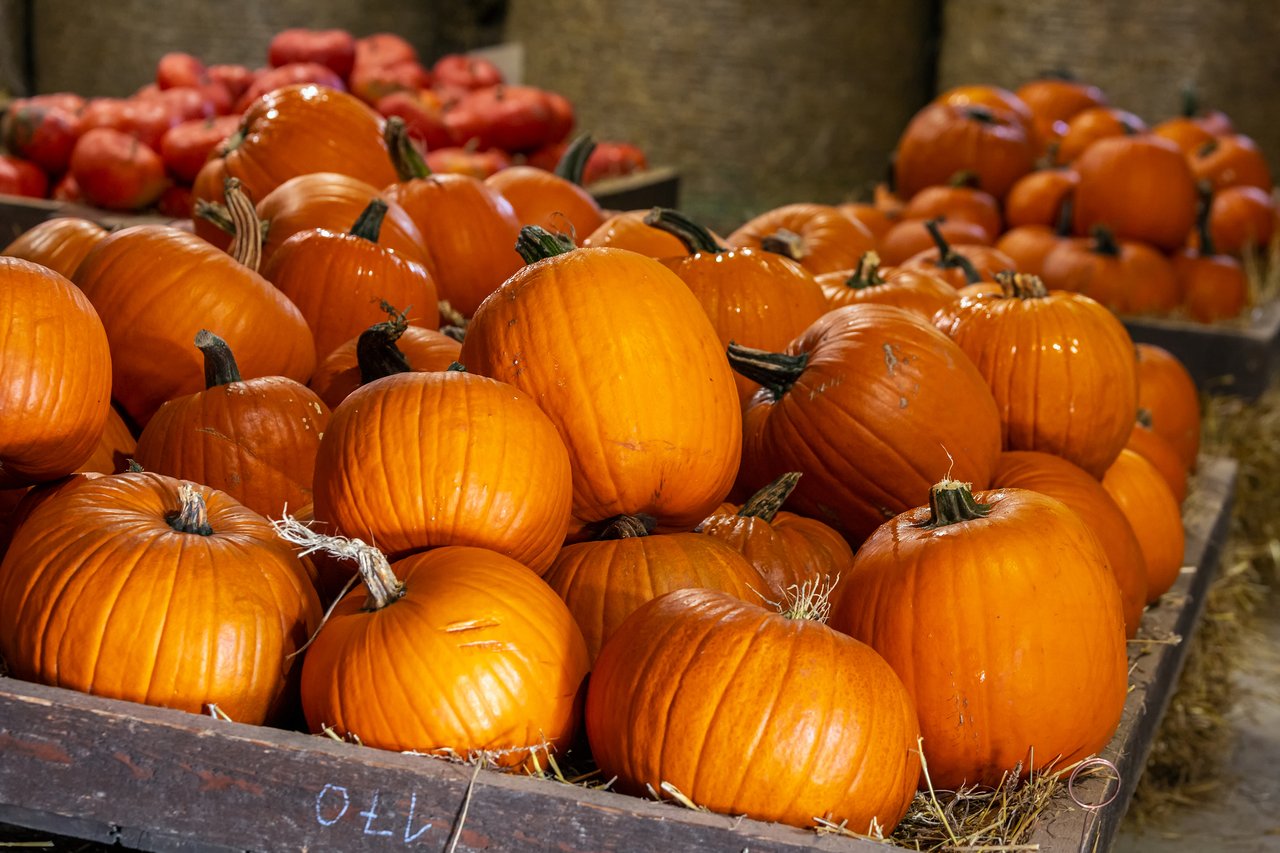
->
[828,480,1127,789]
[1103,449,1186,602]
[893,102,1036,201]
[0,257,113,487]
[1134,343,1201,470]
[587,587,921,832]
[581,209,690,258]
[1071,135,1198,252]
[2,216,109,279]
[459,229,742,539]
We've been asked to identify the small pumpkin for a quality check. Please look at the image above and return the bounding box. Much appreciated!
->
[1040,226,1180,316]
[1014,76,1109,156]
[2,217,109,280]
[1052,106,1147,165]
[1173,188,1248,324]
[900,179,1003,240]
[878,217,990,266]
[1205,185,1275,257]
[1126,410,1189,504]
[1102,449,1186,602]
[994,225,1068,279]
[485,133,606,239]
[1071,135,1198,252]
[581,209,690,258]
[899,218,1018,289]
[1134,343,1201,471]
[814,251,958,321]
[893,102,1036,201]
[1003,168,1079,230]
[1189,134,1273,193]
[726,202,876,276]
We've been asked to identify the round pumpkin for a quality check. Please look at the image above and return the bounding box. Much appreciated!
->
[900,182,1003,240]
[1071,135,1198,253]
[814,252,958,320]
[994,224,1067,279]
[898,219,1018,288]
[1040,227,1180,316]
[486,134,606,239]
[1003,168,1078,230]
[1134,343,1201,470]
[1,216,108,280]
[581,209,690,258]
[1052,106,1147,165]
[1014,77,1109,154]
[1189,134,1273,193]
[726,202,876,276]
[893,102,1036,201]
[1103,449,1186,602]
[1206,185,1275,256]
[1126,412,1189,505]
[878,217,991,266]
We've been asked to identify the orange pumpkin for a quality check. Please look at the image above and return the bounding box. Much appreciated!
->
[1206,185,1276,257]
[878,217,991,266]
[1174,190,1249,324]
[1103,449,1186,602]
[1126,411,1189,504]
[1015,76,1109,155]
[1003,168,1078,230]
[836,200,899,243]
[485,134,605,239]
[935,84,1034,132]
[1135,343,1201,471]
[1190,134,1273,193]
[76,406,137,476]
[900,181,1003,241]
[899,219,1018,288]
[1040,227,1180,316]
[893,102,1036,201]
[2,216,109,279]
[994,224,1067,279]
[1053,106,1147,165]
[828,480,1127,789]
[1072,135,1198,252]
[726,202,876,275]
[582,209,690,258]
[814,251,958,320]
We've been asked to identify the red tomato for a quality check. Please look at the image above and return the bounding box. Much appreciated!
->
[69,127,169,211]
[268,28,357,81]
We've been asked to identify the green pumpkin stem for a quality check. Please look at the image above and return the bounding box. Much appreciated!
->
[738,472,802,522]
[643,207,723,255]
[385,116,431,182]
[553,133,597,185]
[1194,182,1217,257]
[845,251,886,290]
[350,198,389,243]
[995,270,1049,300]
[516,225,576,264]
[916,480,992,529]
[446,361,466,372]
[224,178,263,272]
[194,329,243,387]
[1090,225,1122,258]
[760,228,807,262]
[356,304,413,385]
[598,514,656,540]
[924,218,982,284]
[726,343,809,400]
[168,484,214,536]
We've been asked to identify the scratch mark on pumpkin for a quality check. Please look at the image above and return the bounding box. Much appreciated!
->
[457,640,516,653]
[196,427,236,444]
[899,396,908,409]
[883,343,899,375]
[444,618,502,633]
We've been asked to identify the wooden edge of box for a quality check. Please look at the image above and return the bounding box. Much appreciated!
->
[1027,455,1237,852]
[0,457,1238,853]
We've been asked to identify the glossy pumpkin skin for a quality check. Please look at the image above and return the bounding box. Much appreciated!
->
[992,450,1148,637]
[1040,231,1180,316]
[313,370,573,573]
[582,210,690,258]
[1103,449,1186,602]
[1126,419,1189,505]
[1071,135,1198,253]
[191,84,399,247]
[300,545,589,766]
[815,256,958,321]
[1003,168,1078,230]
[0,473,321,725]
[77,407,137,476]
[1135,344,1201,470]
[384,173,524,317]
[936,278,1137,478]
[0,257,113,487]
[486,165,606,239]
[726,203,876,275]
[893,102,1036,201]
[828,484,1128,789]
[262,219,440,364]
[587,588,921,832]
[2,217,109,280]
[310,325,461,410]
[737,304,1003,545]
[73,225,316,427]
[460,247,742,539]
[544,524,766,662]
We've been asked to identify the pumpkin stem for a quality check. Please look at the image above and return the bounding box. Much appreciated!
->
[1053,189,1075,237]
[726,343,809,400]
[643,207,723,255]
[777,575,838,623]
[1180,83,1201,119]
[995,270,1049,300]
[1195,138,1220,160]
[167,483,214,536]
[964,105,998,125]
[194,329,243,387]
[350,198,389,243]
[596,514,656,540]
[1090,225,1122,258]
[844,251,886,290]
[195,199,270,242]
[738,472,802,522]
[1137,407,1154,429]
[441,325,467,343]
[915,479,992,529]
[356,304,413,385]
[447,361,466,372]
[924,218,982,284]
[272,514,405,611]
[947,170,978,188]
[516,225,576,264]
[385,116,431,182]
[553,133,597,185]
[438,299,468,330]
[1194,182,1217,257]
[224,178,263,272]
[759,228,807,261]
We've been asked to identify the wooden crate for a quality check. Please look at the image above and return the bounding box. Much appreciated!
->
[0,458,1237,853]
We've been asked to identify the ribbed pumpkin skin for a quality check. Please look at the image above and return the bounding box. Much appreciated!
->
[486,166,605,239]
[727,203,877,275]
[73,225,316,427]
[384,174,523,317]
[263,228,439,364]
[312,370,572,573]
[1126,422,1189,504]
[192,84,399,248]
[0,473,320,725]
[135,377,331,519]
[816,267,959,321]
[662,248,828,406]
[255,173,432,272]
[582,210,689,258]
[543,531,766,662]
[893,103,1036,201]
[77,407,137,475]
[300,546,589,765]
[937,287,1137,478]
[740,304,1002,545]
[460,247,742,539]
[698,503,854,599]
[1134,344,1201,470]
[1039,235,1180,316]
[586,588,921,832]
[2,217,109,279]
[828,487,1127,789]
[992,450,1148,637]
[0,257,113,487]
[1103,449,1186,603]
[309,326,461,410]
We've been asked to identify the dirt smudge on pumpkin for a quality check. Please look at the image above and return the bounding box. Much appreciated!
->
[884,342,900,375]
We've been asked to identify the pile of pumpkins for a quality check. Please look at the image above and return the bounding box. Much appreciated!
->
[0,79,1205,837]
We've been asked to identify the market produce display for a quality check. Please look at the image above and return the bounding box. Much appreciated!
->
[0,30,1262,847]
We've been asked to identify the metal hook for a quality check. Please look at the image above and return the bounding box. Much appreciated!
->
[1067,756,1121,853]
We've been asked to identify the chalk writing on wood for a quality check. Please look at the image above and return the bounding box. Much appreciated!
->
[314,783,435,844]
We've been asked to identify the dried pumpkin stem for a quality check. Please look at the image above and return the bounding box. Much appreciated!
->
[924,217,981,284]
[995,270,1049,300]
[553,133,597,185]
[1090,225,1122,258]
[441,325,467,343]
[385,116,431,182]
[738,472,803,521]
[194,329,243,387]
[350,198,389,243]
[168,483,214,536]
[273,515,404,611]
[516,225,575,264]
[778,575,838,623]
[844,250,886,290]
[597,514,656,540]
[1137,407,1154,429]
[1195,182,1218,257]
[224,178,263,272]
[760,228,807,261]
[356,307,412,385]
[915,479,992,529]
[726,343,809,400]
[643,207,723,255]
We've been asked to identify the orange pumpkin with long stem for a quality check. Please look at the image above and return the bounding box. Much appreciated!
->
[1103,449,1186,602]
[582,209,690,257]
[899,219,1017,288]
[1040,226,1180,315]
[2,216,108,279]
[814,251,958,320]
[878,217,990,266]
[726,202,876,275]
[486,133,605,239]
[1135,343,1201,471]
[134,331,331,519]
[828,479,1127,789]
[1174,187,1248,323]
